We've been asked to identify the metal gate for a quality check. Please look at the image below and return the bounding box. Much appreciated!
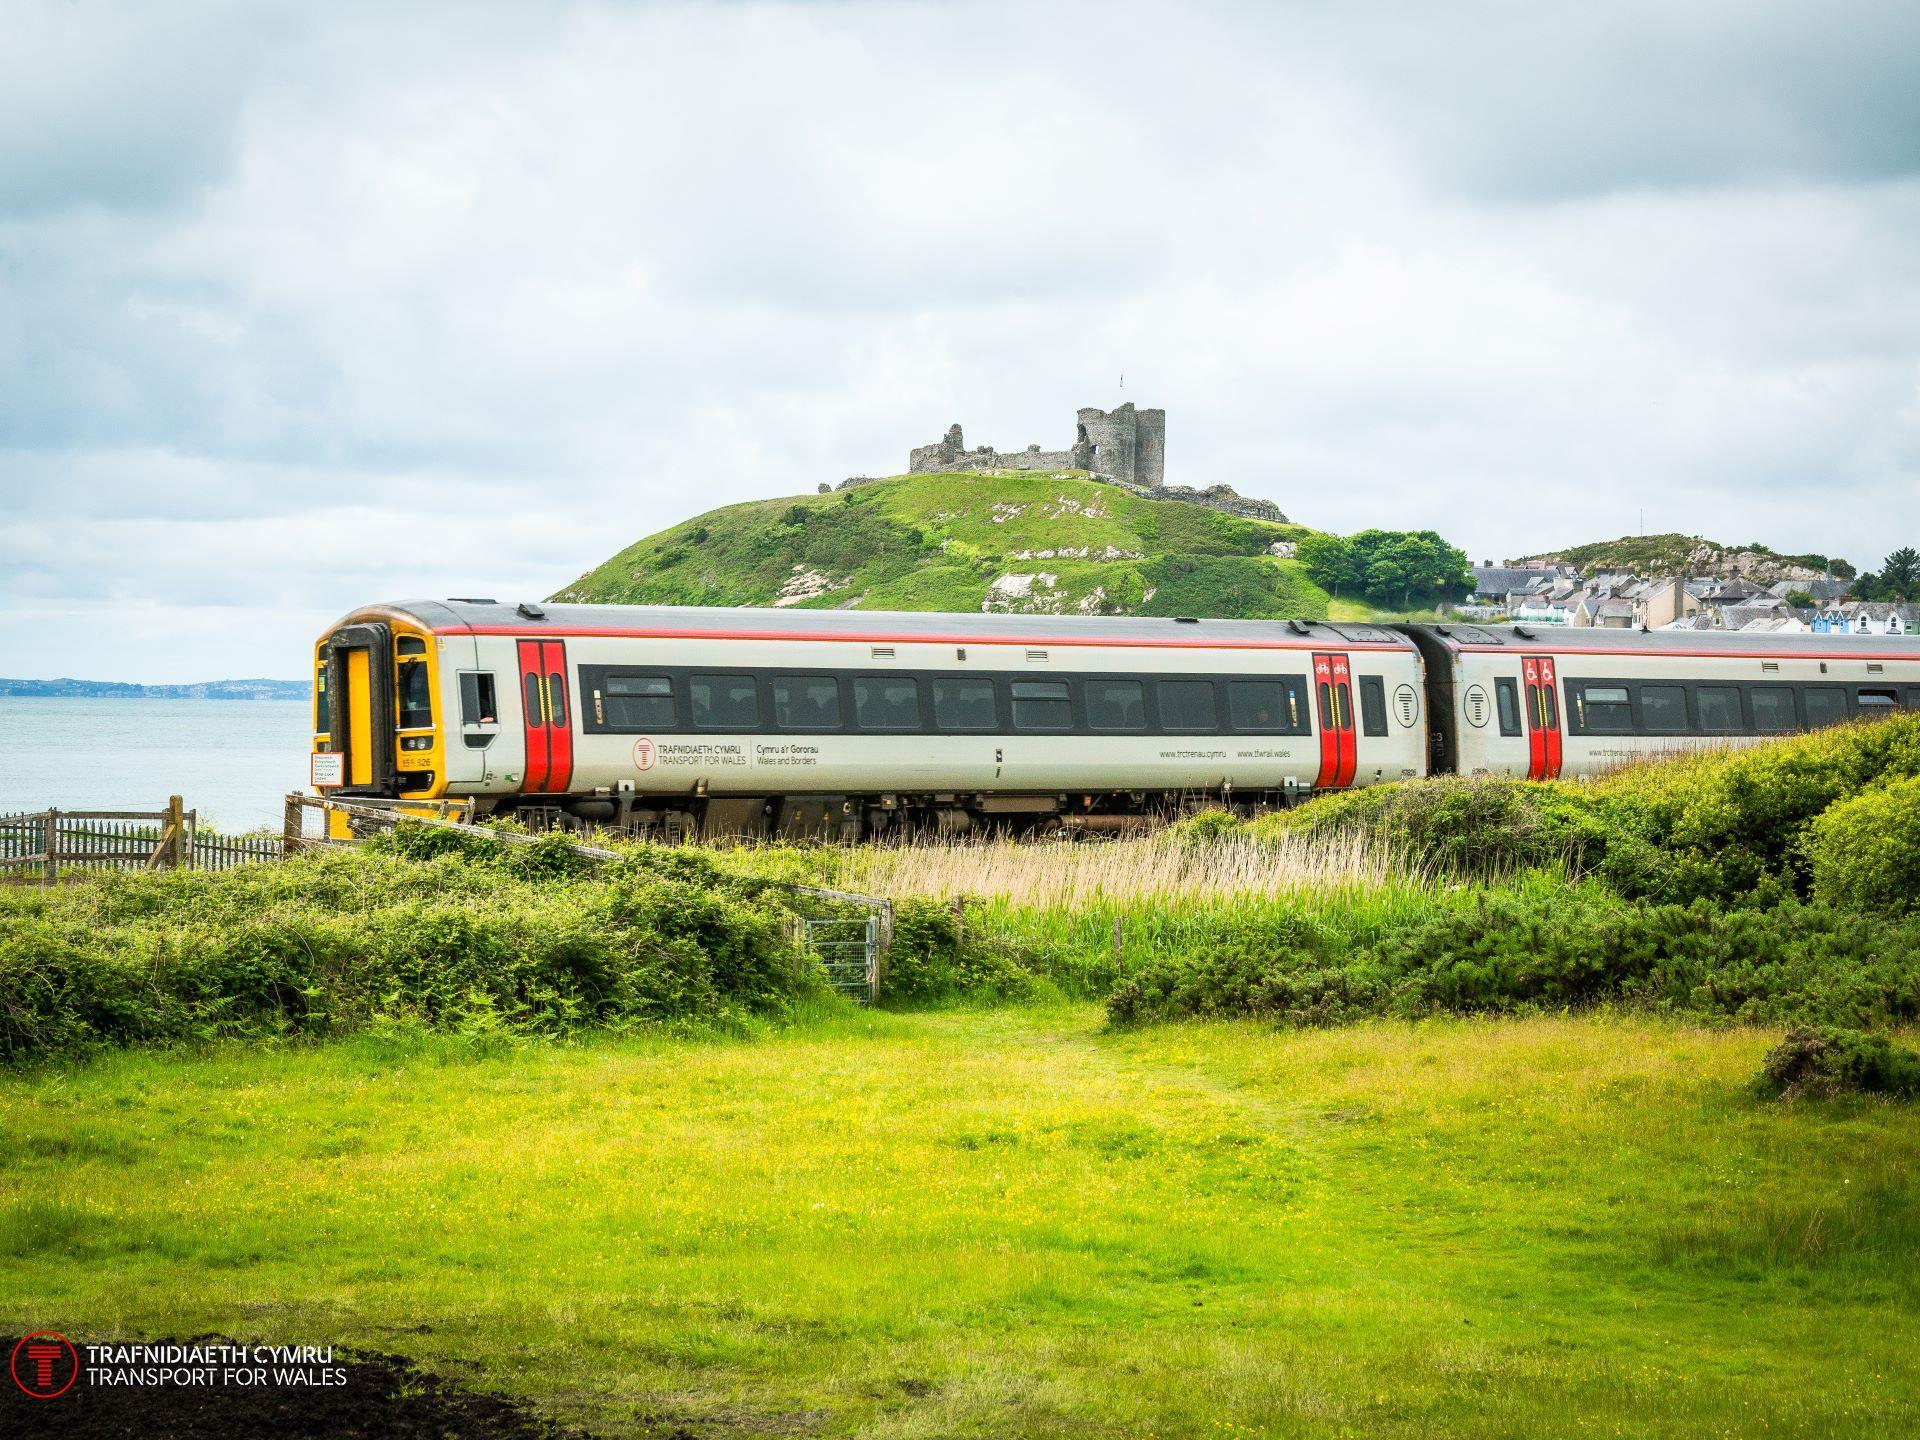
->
[804,913,881,1004]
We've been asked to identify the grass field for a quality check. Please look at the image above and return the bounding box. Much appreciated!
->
[5,1006,1915,1438]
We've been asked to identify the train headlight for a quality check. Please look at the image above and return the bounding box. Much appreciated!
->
[401,735,433,752]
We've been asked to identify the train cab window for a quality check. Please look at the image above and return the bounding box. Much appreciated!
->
[1696,685,1742,734]
[1358,676,1389,737]
[691,674,759,729]
[1639,685,1688,735]
[458,672,498,725]
[771,675,841,729]
[1857,688,1900,711]
[1750,686,1797,733]
[396,659,433,730]
[1086,679,1146,732]
[603,674,675,729]
[854,676,921,731]
[1159,680,1218,732]
[1494,678,1522,737]
[1010,680,1071,732]
[1576,685,1633,734]
[1804,687,1848,729]
[932,677,998,731]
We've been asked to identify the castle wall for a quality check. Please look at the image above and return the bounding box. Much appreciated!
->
[1076,405,1139,486]
[1133,408,1166,490]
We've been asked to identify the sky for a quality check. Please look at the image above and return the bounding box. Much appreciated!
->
[2,0,1917,682]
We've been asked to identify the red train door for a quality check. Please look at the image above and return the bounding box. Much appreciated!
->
[1520,654,1562,780]
[516,639,573,793]
[1312,652,1358,788]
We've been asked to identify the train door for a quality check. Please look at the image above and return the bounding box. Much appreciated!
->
[516,639,573,793]
[321,622,395,796]
[1520,654,1563,780]
[1312,652,1357,788]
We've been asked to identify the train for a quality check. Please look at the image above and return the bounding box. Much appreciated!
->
[311,599,1920,839]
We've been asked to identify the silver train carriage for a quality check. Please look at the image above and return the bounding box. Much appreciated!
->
[311,601,1920,838]
[311,601,1428,838]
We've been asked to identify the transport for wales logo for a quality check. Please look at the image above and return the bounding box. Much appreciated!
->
[10,1331,79,1399]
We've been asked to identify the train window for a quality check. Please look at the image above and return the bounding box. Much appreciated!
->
[458,672,498,726]
[1086,679,1146,732]
[1908,688,1920,711]
[1857,688,1900,710]
[397,661,433,729]
[1696,685,1742,733]
[1639,685,1687,734]
[1227,680,1284,733]
[1358,676,1389,737]
[1495,678,1522,737]
[1159,680,1218,732]
[1010,680,1071,732]
[314,662,329,734]
[1576,684,1632,735]
[854,676,921,731]
[1804,687,1847,729]
[546,672,567,727]
[603,674,675,729]
[691,674,758,730]
[522,672,545,725]
[397,636,427,656]
[932,677,998,731]
[1750,686,1796,733]
[771,675,841,729]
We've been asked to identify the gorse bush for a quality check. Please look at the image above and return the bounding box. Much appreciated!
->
[1757,1026,1920,1101]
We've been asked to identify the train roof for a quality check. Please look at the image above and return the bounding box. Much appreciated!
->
[1419,621,1920,660]
[349,601,1420,651]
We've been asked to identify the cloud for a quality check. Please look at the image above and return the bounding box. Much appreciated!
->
[1,0,1916,680]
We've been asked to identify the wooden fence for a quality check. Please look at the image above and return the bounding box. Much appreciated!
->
[0,796,282,883]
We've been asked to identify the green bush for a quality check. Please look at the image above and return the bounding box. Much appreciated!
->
[1757,1026,1920,1101]
[883,899,1037,1004]
[1107,878,1920,1029]
[0,843,825,1063]
[1804,775,1920,916]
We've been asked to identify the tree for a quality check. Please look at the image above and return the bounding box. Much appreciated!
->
[1784,588,1816,609]
[1300,528,1471,609]
[1882,547,1919,603]
[1297,533,1363,597]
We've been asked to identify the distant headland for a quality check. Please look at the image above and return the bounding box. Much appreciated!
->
[0,677,310,700]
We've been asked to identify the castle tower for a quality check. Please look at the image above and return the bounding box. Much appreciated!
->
[1075,403,1163,488]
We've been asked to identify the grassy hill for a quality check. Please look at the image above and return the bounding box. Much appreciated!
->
[552,471,1345,620]
[1520,532,1854,582]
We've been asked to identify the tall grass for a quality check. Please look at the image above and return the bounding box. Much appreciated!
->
[824,826,1423,907]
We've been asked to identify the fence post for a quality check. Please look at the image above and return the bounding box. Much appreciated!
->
[184,806,197,870]
[165,795,185,871]
[43,808,59,888]
[283,795,304,857]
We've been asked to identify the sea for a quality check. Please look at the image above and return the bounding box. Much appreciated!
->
[0,698,313,833]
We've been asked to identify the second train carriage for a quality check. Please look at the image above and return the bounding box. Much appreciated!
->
[311,600,1920,836]
[311,601,1428,837]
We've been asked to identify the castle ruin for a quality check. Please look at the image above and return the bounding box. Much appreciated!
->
[908,403,1168,490]
[863,402,1285,523]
